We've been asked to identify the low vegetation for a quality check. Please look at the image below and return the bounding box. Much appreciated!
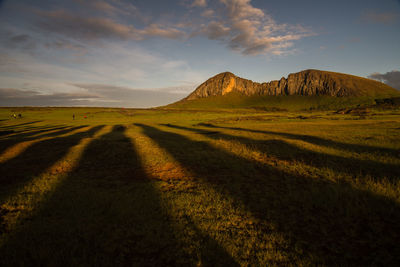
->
[0,107,399,266]
[168,93,400,111]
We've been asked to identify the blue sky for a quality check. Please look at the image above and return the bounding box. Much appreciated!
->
[0,0,399,107]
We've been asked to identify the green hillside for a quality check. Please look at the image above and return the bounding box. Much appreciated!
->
[167,92,400,111]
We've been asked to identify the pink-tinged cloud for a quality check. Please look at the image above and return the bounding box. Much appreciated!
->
[201,9,214,17]
[197,0,314,55]
[192,0,207,8]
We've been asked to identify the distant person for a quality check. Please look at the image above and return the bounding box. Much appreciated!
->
[18,113,22,118]
[13,114,16,119]
[72,114,75,120]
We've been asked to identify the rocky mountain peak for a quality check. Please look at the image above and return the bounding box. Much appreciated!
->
[185,69,398,100]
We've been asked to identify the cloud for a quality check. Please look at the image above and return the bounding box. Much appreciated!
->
[201,9,215,17]
[197,0,313,55]
[35,9,185,41]
[348,37,361,43]
[361,10,398,24]
[1,33,36,50]
[0,88,98,107]
[44,40,87,53]
[203,21,230,40]
[368,70,400,90]
[221,0,264,18]
[75,0,148,21]
[4,0,310,57]
[0,27,88,55]
[141,24,184,39]
[192,0,207,7]
[72,83,194,97]
[0,39,204,93]
[0,84,190,108]
[87,0,120,15]
[72,83,193,107]
[36,9,135,40]
[9,34,30,44]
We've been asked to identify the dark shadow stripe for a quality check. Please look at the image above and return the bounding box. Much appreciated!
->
[0,121,43,130]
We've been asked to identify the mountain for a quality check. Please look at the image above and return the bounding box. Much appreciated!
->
[186,69,399,100]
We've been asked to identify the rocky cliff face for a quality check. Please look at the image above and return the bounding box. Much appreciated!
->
[186,69,397,100]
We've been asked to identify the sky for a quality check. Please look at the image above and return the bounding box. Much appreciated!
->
[0,0,399,107]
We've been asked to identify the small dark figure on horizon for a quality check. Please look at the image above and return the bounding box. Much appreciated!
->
[72,114,75,120]
[18,114,22,118]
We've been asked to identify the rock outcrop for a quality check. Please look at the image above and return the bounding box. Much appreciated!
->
[185,69,398,100]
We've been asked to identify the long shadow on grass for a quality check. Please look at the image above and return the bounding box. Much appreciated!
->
[0,120,43,130]
[0,126,102,206]
[0,124,57,138]
[0,121,44,133]
[0,124,69,138]
[163,124,400,181]
[198,123,400,159]
[4,124,64,134]
[0,125,238,266]
[0,130,15,136]
[137,123,400,266]
[0,126,86,156]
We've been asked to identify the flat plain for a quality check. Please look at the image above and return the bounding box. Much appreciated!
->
[0,107,399,266]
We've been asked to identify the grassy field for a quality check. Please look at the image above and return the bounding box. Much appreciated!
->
[0,107,399,266]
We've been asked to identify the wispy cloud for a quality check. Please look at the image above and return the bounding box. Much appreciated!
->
[0,84,190,107]
[72,83,193,97]
[360,10,398,24]
[74,0,146,20]
[192,0,207,8]
[35,9,185,41]
[201,9,215,17]
[36,9,135,40]
[83,0,122,15]
[0,88,98,107]
[0,41,203,99]
[368,70,400,90]
[196,0,314,55]
[44,39,87,54]
[1,32,36,51]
